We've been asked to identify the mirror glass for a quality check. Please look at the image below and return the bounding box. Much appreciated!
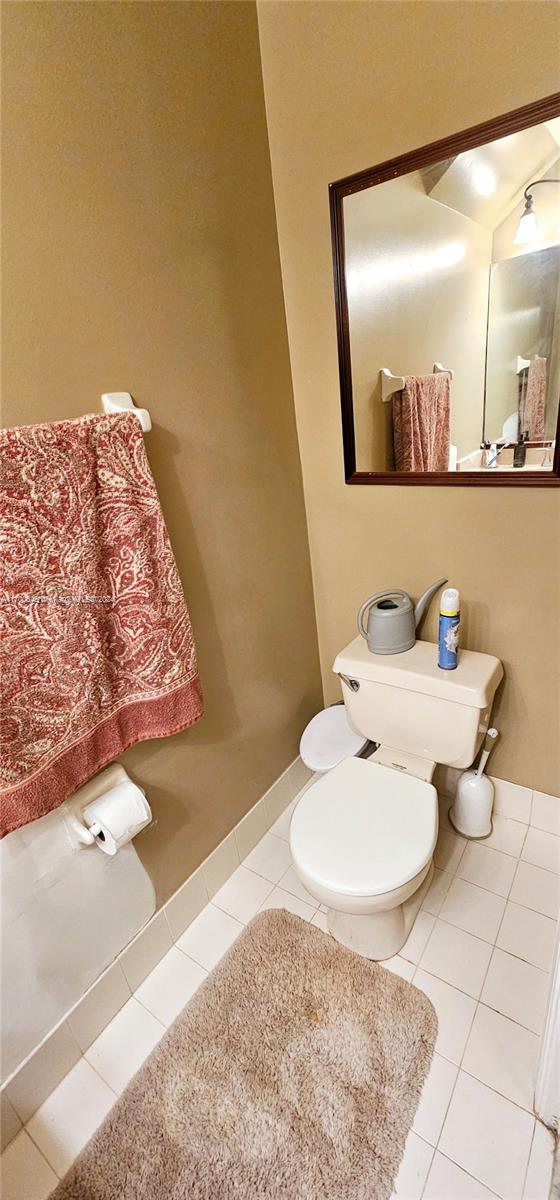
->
[340,114,560,475]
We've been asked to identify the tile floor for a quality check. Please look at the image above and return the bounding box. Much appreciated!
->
[2,785,558,1200]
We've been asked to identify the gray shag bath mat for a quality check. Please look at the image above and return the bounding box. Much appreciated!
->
[50,909,437,1200]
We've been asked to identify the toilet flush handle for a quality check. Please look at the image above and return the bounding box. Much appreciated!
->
[338,674,360,692]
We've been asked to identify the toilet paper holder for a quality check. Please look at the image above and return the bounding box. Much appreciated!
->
[62,764,152,855]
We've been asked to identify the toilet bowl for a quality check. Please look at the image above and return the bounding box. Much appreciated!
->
[290,636,503,961]
[290,755,438,959]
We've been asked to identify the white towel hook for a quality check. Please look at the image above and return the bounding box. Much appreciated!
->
[101,392,152,433]
[432,362,454,379]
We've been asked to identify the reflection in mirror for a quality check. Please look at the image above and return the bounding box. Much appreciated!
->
[334,100,560,481]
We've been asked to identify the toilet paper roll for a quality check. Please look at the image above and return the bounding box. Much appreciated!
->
[82,781,151,856]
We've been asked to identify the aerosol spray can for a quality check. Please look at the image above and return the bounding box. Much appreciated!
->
[438,587,460,670]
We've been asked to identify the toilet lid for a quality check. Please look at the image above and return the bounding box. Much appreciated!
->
[299,706,368,772]
[290,756,437,897]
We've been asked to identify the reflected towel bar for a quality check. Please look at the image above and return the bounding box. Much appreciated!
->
[380,363,453,402]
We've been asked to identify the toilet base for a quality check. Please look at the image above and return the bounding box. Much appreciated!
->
[326,862,434,960]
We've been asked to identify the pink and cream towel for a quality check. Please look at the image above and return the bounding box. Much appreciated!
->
[392,373,451,472]
[0,412,203,836]
[519,356,546,441]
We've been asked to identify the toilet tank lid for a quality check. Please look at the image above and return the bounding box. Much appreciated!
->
[333,638,503,708]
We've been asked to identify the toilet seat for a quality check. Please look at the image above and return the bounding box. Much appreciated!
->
[290,756,437,898]
[299,705,368,772]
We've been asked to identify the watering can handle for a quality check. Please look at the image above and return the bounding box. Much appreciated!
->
[357,589,409,640]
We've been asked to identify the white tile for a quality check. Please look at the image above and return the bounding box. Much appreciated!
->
[26,1058,115,1178]
[413,970,477,1066]
[490,777,532,824]
[134,946,206,1027]
[483,814,527,858]
[423,1152,499,1199]
[67,962,131,1052]
[243,831,292,883]
[400,911,436,965]
[420,921,492,998]
[212,865,273,924]
[439,878,506,943]
[439,1071,534,1199]
[268,797,297,841]
[421,868,453,917]
[176,903,243,971]
[202,832,239,898]
[497,902,556,972]
[0,1093,21,1153]
[434,829,466,874]
[380,955,415,981]
[457,842,517,898]
[233,802,267,860]
[5,1022,81,1124]
[0,1130,58,1200]
[120,910,173,991]
[412,1053,458,1146]
[510,860,560,920]
[262,768,293,826]
[462,1004,539,1111]
[278,863,318,906]
[435,765,461,799]
[523,1121,555,1199]
[164,867,208,942]
[522,827,560,875]
[481,948,550,1035]
[288,756,313,798]
[84,997,165,1095]
[530,791,560,837]
[391,1130,433,1199]
[259,886,316,921]
[310,908,329,932]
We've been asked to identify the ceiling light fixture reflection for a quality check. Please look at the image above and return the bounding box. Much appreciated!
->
[347,240,466,296]
[514,178,560,245]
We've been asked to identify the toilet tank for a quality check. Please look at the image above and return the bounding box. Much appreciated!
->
[333,638,503,769]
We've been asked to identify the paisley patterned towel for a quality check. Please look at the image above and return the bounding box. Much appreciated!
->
[0,413,203,836]
[393,373,451,472]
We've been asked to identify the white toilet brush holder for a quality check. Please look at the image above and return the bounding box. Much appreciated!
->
[449,729,498,839]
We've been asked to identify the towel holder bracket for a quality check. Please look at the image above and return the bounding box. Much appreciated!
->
[380,363,453,402]
[101,392,152,433]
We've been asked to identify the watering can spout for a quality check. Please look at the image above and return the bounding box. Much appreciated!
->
[414,578,448,629]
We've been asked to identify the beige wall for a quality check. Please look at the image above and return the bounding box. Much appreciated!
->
[2,0,322,904]
[258,0,560,792]
[345,172,491,466]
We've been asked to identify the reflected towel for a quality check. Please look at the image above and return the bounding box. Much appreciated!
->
[0,413,203,836]
[393,373,451,472]
[519,356,546,440]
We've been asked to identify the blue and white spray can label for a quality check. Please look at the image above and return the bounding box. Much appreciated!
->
[438,588,460,670]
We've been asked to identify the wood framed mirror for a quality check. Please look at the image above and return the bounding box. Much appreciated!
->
[330,93,560,485]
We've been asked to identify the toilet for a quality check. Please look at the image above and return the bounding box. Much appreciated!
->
[291,636,503,960]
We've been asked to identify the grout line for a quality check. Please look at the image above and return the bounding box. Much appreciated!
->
[520,1121,538,1200]
[23,1123,64,1181]
[78,1054,120,1100]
